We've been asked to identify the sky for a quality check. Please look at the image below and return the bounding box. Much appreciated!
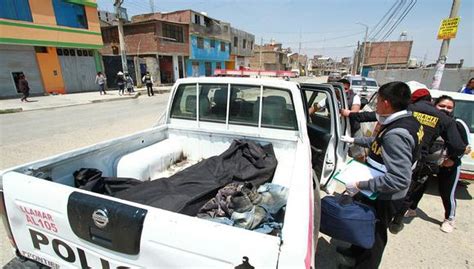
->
[97,0,474,67]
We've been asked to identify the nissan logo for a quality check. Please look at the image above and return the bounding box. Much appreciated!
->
[92,209,109,228]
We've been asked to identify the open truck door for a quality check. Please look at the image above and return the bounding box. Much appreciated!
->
[300,83,349,190]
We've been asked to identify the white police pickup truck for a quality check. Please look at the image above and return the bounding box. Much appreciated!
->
[1,77,348,269]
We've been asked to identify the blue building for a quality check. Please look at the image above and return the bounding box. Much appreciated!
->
[183,11,231,77]
[187,35,230,77]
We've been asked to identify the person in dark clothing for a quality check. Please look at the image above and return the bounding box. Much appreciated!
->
[116,71,126,95]
[416,95,469,233]
[389,89,466,233]
[142,72,154,96]
[339,81,422,269]
[18,74,30,102]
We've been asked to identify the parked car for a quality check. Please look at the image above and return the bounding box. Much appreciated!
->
[343,75,379,99]
[360,87,473,181]
[1,77,350,268]
[327,72,341,82]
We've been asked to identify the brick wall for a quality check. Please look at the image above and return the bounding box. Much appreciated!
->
[131,10,191,24]
[100,21,189,56]
[364,41,412,65]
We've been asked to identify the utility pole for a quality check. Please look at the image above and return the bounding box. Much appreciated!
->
[431,0,461,90]
[149,0,155,13]
[114,0,128,74]
[259,37,263,70]
[384,41,392,70]
[356,22,369,76]
[352,41,360,75]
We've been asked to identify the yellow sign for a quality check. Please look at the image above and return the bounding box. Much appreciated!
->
[437,17,460,40]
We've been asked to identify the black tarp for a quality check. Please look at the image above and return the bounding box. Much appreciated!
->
[115,140,278,216]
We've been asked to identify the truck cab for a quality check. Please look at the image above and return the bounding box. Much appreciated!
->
[1,77,348,268]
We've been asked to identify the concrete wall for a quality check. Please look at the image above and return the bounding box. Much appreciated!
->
[369,68,474,92]
[230,27,254,57]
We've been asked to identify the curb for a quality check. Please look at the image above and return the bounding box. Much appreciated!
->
[0,89,170,114]
[0,108,23,114]
[91,92,140,103]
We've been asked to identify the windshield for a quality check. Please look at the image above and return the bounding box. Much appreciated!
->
[454,100,474,133]
[351,79,377,87]
[351,79,362,86]
[366,81,378,87]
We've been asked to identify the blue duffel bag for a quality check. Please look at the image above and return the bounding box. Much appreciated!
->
[320,194,376,249]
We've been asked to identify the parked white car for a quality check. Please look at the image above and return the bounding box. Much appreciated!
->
[343,75,379,99]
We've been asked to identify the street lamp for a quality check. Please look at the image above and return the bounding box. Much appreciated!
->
[356,22,368,76]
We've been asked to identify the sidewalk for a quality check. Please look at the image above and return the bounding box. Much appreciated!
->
[0,86,171,114]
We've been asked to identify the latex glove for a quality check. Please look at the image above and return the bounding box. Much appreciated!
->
[340,135,355,144]
[346,181,360,196]
[340,109,351,117]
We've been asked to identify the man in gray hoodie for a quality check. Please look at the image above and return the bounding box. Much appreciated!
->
[340,81,422,268]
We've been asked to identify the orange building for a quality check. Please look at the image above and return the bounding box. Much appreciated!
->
[0,0,103,97]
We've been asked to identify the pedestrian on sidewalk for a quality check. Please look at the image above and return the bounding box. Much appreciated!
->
[142,72,154,96]
[125,73,134,95]
[18,74,30,102]
[116,71,126,95]
[95,72,107,95]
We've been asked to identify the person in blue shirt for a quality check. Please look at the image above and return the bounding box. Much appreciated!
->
[461,78,473,94]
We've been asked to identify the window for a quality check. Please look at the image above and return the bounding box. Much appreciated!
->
[210,40,216,48]
[57,48,63,56]
[216,62,222,70]
[260,88,297,130]
[77,49,83,56]
[171,83,298,130]
[220,42,226,52]
[243,39,246,49]
[197,37,204,49]
[250,41,253,50]
[305,90,331,132]
[162,23,184,43]
[234,37,238,47]
[0,0,33,22]
[69,49,75,56]
[34,47,48,53]
[194,14,201,25]
[170,84,198,120]
[199,84,228,123]
[52,0,88,29]
[229,85,260,126]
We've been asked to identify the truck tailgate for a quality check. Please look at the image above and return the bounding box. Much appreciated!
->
[3,172,281,268]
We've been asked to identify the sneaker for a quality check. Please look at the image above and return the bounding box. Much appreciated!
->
[389,222,404,234]
[440,219,455,233]
[404,209,417,217]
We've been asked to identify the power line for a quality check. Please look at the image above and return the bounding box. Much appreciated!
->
[370,0,406,41]
[367,0,399,39]
[380,0,417,41]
